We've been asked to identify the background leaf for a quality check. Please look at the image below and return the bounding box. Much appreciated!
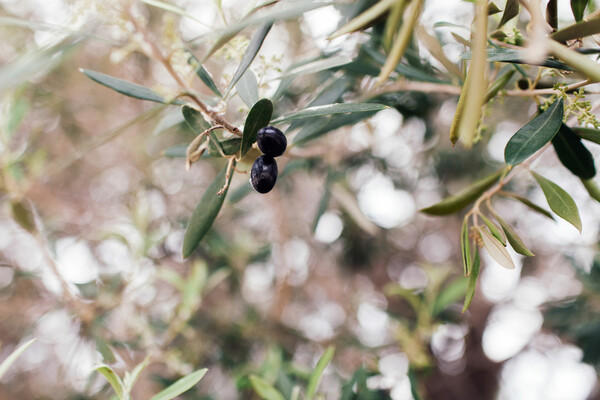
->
[420,168,506,215]
[81,69,183,104]
[227,22,272,93]
[461,48,573,71]
[462,250,480,312]
[498,0,519,27]
[149,369,207,400]
[504,98,564,165]
[499,192,555,220]
[0,339,36,380]
[241,98,273,156]
[272,103,387,123]
[94,365,124,398]
[187,51,222,98]
[236,69,259,108]
[249,375,285,400]
[532,171,582,232]
[182,166,235,258]
[182,105,211,133]
[552,124,596,179]
[306,346,335,400]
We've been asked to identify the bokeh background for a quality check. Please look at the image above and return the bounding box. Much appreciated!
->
[1,0,600,399]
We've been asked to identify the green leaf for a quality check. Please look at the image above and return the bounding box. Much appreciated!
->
[481,214,506,246]
[249,375,285,400]
[504,98,564,166]
[531,171,582,232]
[362,45,447,83]
[582,178,600,203]
[182,105,211,133]
[499,191,555,220]
[311,176,332,233]
[420,168,506,215]
[182,166,234,258]
[573,127,600,145]
[236,69,259,108]
[292,110,379,145]
[209,138,242,157]
[163,144,187,158]
[461,217,472,276]
[548,40,600,82]
[187,51,222,98]
[329,0,397,38]
[81,69,182,104]
[149,369,208,400]
[462,249,480,312]
[123,355,152,395]
[0,339,36,380]
[306,346,335,400]
[498,0,518,27]
[461,48,573,71]
[477,226,515,270]
[552,15,600,42]
[432,278,468,316]
[570,0,589,21]
[241,98,273,156]
[493,213,535,256]
[95,364,124,398]
[552,124,596,179]
[280,56,352,79]
[272,103,388,124]
[227,22,272,93]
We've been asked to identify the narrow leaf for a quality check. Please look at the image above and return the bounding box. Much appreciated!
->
[123,355,152,394]
[81,69,182,104]
[163,144,188,158]
[582,178,600,203]
[249,375,285,400]
[241,98,273,156]
[570,0,589,21]
[415,25,462,78]
[547,0,558,31]
[312,176,332,233]
[94,365,124,398]
[477,226,516,269]
[187,51,222,98]
[461,217,472,276]
[236,69,259,108]
[484,69,516,102]
[149,369,208,400]
[182,166,235,258]
[461,48,573,71]
[552,123,596,179]
[432,278,469,316]
[182,105,211,133]
[306,346,335,400]
[420,168,506,215]
[329,0,397,38]
[499,191,555,220]
[498,0,519,27]
[573,127,600,145]
[142,0,207,25]
[272,103,388,123]
[0,339,36,380]
[548,40,600,82]
[227,23,272,93]
[504,98,564,165]
[481,214,506,246]
[280,56,352,79]
[531,171,582,232]
[493,213,535,256]
[462,249,480,312]
[208,138,242,157]
[552,15,600,42]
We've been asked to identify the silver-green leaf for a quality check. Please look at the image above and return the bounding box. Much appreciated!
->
[531,171,582,232]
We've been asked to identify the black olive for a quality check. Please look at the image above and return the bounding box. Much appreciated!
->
[250,155,278,193]
[256,126,287,157]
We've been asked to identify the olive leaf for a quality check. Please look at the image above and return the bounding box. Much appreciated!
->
[552,123,596,179]
[498,0,519,27]
[462,249,480,313]
[0,338,36,380]
[461,217,472,276]
[499,191,555,220]
[271,103,388,124]
[420,168,506,215]
[493,213,535,256]
[306,346,335,400]
[227,22,272,94]
[477,226,515,270]
[208,137,242,157]
[182,165,235,258]
[81,69,183,104]
[552,15,600,42]
[504,98,564,166]
[236,69,259,108]
[187,51,222,98]
[94,365,124,398]
[249,375,285,400]
[241,98,273,157]
[149,369,208,400]
[570,0,589,21]
[182,105,211,133]
[480,214,506,246]
[531,171,582,232]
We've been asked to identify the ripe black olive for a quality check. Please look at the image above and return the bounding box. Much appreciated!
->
[250,155,278,194]
[256,126,287,157]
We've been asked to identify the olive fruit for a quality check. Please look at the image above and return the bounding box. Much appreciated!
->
[250,155,278,194]
[256,126,287,157]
